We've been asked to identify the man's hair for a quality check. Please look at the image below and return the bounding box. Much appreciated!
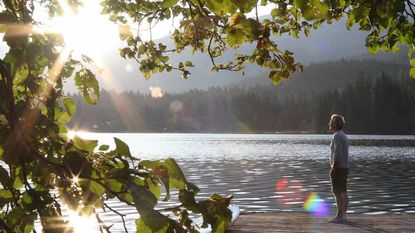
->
[331,114,346,130]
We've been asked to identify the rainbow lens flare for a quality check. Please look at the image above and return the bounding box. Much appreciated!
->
[275,178,304,205]
[303,192,329,217]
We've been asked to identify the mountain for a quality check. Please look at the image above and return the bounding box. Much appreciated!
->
[69,58,415,133]
[64,18,408,94]
[237,58,409,92]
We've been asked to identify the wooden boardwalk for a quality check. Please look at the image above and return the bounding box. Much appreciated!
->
[227,212,415,233]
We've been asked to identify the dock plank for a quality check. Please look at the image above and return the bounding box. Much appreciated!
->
[227,212,415,233]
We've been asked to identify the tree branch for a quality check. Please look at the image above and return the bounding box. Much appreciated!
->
[95,213,112,233]
[405,0,415,22]
[104,203,128,233]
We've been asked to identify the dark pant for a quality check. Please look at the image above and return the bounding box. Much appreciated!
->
[330,167,349,193]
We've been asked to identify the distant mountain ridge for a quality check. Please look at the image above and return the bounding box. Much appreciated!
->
[239,58,409,92]
[67,17,409,94]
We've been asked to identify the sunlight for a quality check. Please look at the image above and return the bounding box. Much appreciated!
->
[72,176,79,184]
[150,86,163,98]
[68,210,98,233]
[67,130,77,140]
[66,129,91,140]
[49,0,118,64]
[92,67,147,130]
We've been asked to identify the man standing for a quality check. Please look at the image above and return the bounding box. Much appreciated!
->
[328,114,349,223]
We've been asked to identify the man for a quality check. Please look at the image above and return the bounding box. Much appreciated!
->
[328,114,349,223]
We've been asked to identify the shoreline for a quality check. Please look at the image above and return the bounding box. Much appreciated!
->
[67,130,415,136]
[227,212,415,232]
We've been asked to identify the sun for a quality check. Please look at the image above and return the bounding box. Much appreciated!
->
[49,0,119,64]
[68,210,98,233]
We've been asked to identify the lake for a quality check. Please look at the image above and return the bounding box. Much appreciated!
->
[72,133,415,231]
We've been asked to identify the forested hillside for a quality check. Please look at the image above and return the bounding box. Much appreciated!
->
[69,59,415,134]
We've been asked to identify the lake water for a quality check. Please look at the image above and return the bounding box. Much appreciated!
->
[73,133,415,231]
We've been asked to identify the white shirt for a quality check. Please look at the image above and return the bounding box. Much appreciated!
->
[330,130,349,168]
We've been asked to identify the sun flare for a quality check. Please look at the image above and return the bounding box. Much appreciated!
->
[49,0,118,64]
[68,210,98,233]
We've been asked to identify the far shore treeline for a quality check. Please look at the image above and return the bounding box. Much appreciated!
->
[68,59,415,134]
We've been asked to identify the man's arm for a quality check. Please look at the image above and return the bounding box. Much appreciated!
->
[332,135,343,171]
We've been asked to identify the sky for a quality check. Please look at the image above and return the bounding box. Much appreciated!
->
[0,0,275,55]
[0,0,274,77]
[0,0,278,93]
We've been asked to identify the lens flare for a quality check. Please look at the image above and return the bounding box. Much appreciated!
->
[125,63,134,72]
[303,192,330,217]
[67,130,77,139]
[275,178,303,205]
[170,100,183,113]
[68,210,98,233]
[276,178,288,191]
[150,86,163,98]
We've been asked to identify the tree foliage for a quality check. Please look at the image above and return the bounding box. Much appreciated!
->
[0,0,415,232]
[0,0,233,232]
[101,0,415,82]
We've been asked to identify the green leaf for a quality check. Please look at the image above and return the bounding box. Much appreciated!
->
[304,28,310,37]
[303,7,317,21]
[75,69,100,105]
[410,67,415,78]
[368,45,378,54]
[22,191,32,205]
[0,189,13,199]
[161,0,178,8]
[136,209,169,233]
[6,206,24,226]
[24,224,35,233]
[12,167,23,189]
[271,8,278,18]
[198,194,233,232]
[129,182,158,211]
[72,136,98,152]
[314,0,329,18]
[13,65,29,86]
[0,166,10,187]
[269,70,282,86]
[0,189,13,207]
[55,105,71,123]
[294,0,307,10]
[98,144,110,151]
[80,180,106,196]
[139,158,188,201]
[206,0,237,16]
[225,28,247,48]
[107,179,123,193]
[234,0,257,13]
[158,43,167,51]
[113,137,131,157]
[230,13,245,27]
[147,178,161,200]
[3,52,17,76]
[63,97,76,116]
[179,189,199,212]
[185,61,194,67]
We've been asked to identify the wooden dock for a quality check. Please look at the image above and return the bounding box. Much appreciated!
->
[227,212,415,233]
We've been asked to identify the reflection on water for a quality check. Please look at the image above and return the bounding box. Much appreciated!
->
[72,133,415,232]
[177,159,415,213]
[78,133,415,161]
